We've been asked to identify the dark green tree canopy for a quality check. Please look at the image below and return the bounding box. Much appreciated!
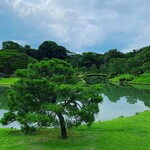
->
[104,49,125,63]
[0,50,37,75]
[2,41,22,50]
[107,58,126,75]
[1,40,149,78]
[79,52,104,70]
[25,48,40,60]
[1,59,102,139]
[38,41,68,60]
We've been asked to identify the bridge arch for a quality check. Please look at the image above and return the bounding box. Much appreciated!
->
[84,74,108,84]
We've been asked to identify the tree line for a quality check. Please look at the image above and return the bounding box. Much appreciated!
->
[0,40,150,77]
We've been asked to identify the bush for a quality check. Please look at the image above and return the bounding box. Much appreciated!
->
[119,78,126,82]
[126,77,134,82]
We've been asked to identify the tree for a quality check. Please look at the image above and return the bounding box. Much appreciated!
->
[125,56,143,75]
[104,49,124,63]
[38,41,68,60]
[1,59,102,139]
[2,41,22,51]
[25,48,40,60]
[0,50,37,75]
[80,52,104,70]
[107,58,126,76]
[141,51,150,72]
[66,52,82,68]
[89,64,97,73]
[99,64,108,74]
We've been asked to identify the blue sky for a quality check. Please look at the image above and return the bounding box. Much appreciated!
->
[0,0,150,53]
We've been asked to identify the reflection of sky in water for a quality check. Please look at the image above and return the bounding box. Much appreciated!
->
[95,94,150,121]
[0,86,150,129]
[0,110,20,129]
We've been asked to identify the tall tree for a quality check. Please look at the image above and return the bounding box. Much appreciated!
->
[80,52,104,70]
[2,41,22,50]
[107,58,126,75]
[0,50,37,75]
[104,49,124,63]
[1,59,102,139]
[38,41,68,60]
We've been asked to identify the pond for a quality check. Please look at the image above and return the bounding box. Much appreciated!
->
[95,83,150,121]
[0,84,150,128]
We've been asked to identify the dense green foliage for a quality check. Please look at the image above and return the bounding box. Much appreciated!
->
[38,41,68,60]
[67,47,150,76]
[0,59,102,139]
[0,110,149,149]
[2,41,22,51]
[0,50,37,75]
[1,40,150,77]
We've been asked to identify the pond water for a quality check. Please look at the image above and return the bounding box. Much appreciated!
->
[0,84,150,128]
[95,84,150,121]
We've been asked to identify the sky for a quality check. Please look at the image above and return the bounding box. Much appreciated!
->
[0,0,150,53]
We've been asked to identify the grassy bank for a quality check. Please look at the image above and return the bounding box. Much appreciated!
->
[0,78,19,87]
[0,110,150,150]
[131,73,150,84]
[110,73,150,85]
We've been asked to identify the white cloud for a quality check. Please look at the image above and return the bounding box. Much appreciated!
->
[1,0,150,52]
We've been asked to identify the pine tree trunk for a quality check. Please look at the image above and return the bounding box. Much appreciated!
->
[57,112,67,139]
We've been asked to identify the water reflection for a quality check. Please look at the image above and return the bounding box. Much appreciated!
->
[0,86,8,110]
[0,109,20,128]
[102,83,150,108]
[0,87,20,128]
[95,84,150,121]
[0,84,150,128]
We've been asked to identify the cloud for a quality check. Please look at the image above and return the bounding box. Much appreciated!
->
[1,0,150,53]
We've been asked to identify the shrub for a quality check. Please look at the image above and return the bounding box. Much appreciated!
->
[119,78,126,82]
[126,77,134,82]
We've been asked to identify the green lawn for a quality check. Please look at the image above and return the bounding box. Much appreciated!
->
[110,73,150,85]
[0,78,19,86]
[109,74,134,82]
[0,110,150,150]
[131,73,150,84]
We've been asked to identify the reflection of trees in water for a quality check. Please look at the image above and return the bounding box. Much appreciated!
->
[0,87,8,109]
[126,96,138,104]
[102,83,150,108]
[0,84,150,109]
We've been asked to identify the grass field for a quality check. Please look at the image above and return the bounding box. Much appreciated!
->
[0,110,150,150]
[109,74,134,82]
[110,73,150,85]
[0,78,19,86]
[131,73,150,84]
